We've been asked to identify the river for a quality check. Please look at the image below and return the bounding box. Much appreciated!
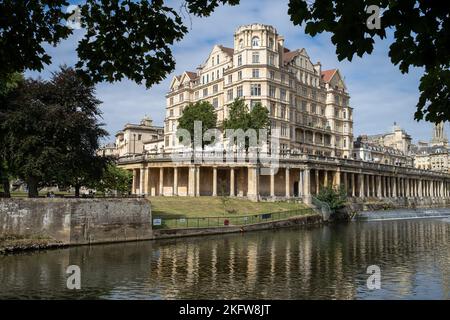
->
[0,217,449,299]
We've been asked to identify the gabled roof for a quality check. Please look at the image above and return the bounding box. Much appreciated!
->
[283,49,300,64]
[321,69,337,83]
[218,45,234,56]
[185,71,198,80]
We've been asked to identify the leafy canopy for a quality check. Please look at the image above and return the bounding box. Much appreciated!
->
[1,67,108,197]
[92,165,132,195]
[177,100,217,147]
[0,0,238,88]
[223,99,270,149]
[316,185,347,211]
[223,98,270,132]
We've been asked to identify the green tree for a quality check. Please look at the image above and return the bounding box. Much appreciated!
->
[0,0,189,89]
[223,99,270,149]
[2,67,108,197]
[316,185,347,211]
[177,101,217,148]
[187,0,450,124]
[92,165,132,195]
[49,67,109,197]
[0,72,23,197]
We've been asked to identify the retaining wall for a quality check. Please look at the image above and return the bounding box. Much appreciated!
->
[0,198,152,245]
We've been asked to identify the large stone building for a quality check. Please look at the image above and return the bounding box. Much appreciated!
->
[414,122,450,173]
[115,24,450,203]
[165,24,353,158]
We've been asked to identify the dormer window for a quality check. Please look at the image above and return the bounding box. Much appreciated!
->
[252,36,260,47]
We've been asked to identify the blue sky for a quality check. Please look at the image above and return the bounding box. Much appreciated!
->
[26,0,443,144]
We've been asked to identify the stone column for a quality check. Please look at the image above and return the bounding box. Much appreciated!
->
[299,170,304,197]
[315,170,320,195]
[377,175,382,198]
[247,165,259,202]
[351,173,356,197]
[139,168,145,195]
[285,167,290,198]
[196,166,201,197]
[418,179,423,197]
[406,178,410,198]
[359,173,365,198]
[393,177,397,198]
[188,166,196,196]
[173,167,178,196]
[212,167,217,197]
[131,169,137,194]
[365,175,370,197]
[230,167,235,197]
[334,170,341,188]
[371,175,378,198]
[159,167,164,196]
[324,171,328,187]
[343,172,348,195]
[146,168,152,196]
[303,168,311,204]
[270,168,275,198]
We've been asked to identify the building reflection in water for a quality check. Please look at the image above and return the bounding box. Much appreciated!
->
[0,218,449,299]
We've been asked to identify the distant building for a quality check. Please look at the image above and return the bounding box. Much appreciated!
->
[365,122,412,156]
[97,116,164,158]
[97,142,117,158]
[114,116,164,157]
[413,122,450,173]
[353,135,413,166]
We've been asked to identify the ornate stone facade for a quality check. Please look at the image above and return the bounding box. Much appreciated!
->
[165,24,353,158]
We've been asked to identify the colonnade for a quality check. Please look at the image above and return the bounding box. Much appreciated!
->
[127,164,450,202]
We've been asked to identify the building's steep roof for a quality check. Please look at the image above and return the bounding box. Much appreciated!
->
[321,69,337,83]
[218,45,234,56]
[185,71,198,80]
[283,50,300,64]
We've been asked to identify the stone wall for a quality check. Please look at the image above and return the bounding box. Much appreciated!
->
[338,197,450,219]
[0,198,152,245]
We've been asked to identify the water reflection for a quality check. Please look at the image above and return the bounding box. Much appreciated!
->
[0,218,449,299]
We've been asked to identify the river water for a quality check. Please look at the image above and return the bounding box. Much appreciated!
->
[1,217,449,299]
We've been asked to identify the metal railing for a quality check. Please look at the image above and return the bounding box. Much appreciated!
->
[152,208,314,229]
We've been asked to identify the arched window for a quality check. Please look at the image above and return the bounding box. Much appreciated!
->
[252,36,260,47]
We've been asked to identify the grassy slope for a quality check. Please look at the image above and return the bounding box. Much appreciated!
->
[150,196,308,218]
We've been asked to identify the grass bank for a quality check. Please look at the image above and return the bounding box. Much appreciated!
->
[150,196,308,218]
